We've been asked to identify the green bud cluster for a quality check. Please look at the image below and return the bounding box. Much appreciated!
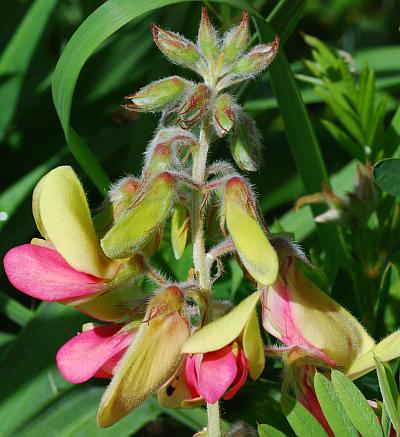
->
[124,7,279,172]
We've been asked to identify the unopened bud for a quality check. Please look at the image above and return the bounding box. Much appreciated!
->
[124,76,187,112]
[144,128,199,179]
[151,24,200,67]
[93,177,141,233]
[101,172,176,259]
[224,177,278,285]
[198,7,219,62]
[221,12,249,64]
[178,84,210,128]
[212,94,236,137]
[229,114,261,172]
[232,35,279,77]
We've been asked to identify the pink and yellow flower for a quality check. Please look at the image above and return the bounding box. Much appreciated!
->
[159,292,264,407]
[3,166,142,322]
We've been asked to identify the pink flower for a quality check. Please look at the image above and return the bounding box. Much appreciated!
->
[185,342,248,404]
[3,166,142,322]
[159,292,264,408]
[56,322,137,384]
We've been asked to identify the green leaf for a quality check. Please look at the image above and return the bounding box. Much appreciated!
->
[331,370,383,437]
[0,0,59,141]
[314,372,358,437]
[385,104,400,156]
[0,291,34,327]
[374,356,400,434]
[358,65,375,132]
[266,0,306,44]
[258,423,287,437]
[281,394,328,436]
[374,159,400,198]
[17,387,162,437]
[321,119,364,161]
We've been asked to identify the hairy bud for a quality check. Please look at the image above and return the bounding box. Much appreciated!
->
[198,7,219,62]
[178,84,211,128]
[212,94,236,137]
[224,177,278,285]
[231,35,279,77]
[152,24,200,68]
[229,113,261,172]
[101,172,176,259]
[124,76,187,112]
[221,12,249,64]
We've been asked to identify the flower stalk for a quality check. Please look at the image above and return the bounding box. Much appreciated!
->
[191,120,222,435]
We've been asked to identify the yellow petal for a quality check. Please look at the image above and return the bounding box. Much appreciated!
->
[225,178,278,285]
[36,166,115,278]
[346,330,400,380]
[97,312,189,427]
[182,291,260,354]
[242,308,265,380]
[30,238,53,249]
[171,204,190,259]
[32,173,49,239]
[285,263,375,369]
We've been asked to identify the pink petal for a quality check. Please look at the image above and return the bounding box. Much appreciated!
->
[56,323,134,384]
[4,244,103,302]
[185,354,201,398]
[197,346,238,404]
[224,347,248,400]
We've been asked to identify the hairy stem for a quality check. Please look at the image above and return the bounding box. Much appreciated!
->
[191,120,221,436]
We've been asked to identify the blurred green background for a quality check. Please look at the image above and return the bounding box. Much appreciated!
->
[0,0,399,435]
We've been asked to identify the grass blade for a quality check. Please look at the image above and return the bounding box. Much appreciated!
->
[0,291,34,327]
[0,0,59,141]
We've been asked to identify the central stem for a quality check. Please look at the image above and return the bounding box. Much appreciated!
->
[191,120,221,437]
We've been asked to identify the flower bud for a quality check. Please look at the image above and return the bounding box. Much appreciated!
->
[221,12,249,64]
[151,24,200,68]
[98,286,190,427]
[124,76,187,112]
[231,35,279,77]
[198,7,219,62]
[93,177,141,234]
[262,260,375,369]
[101,172,176,259]
[223,177,278,285]
[229,113,261,171]
[178,84,211,128]
[171,203,190,259]
[143,128,198,178]
[212,94,236,137]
